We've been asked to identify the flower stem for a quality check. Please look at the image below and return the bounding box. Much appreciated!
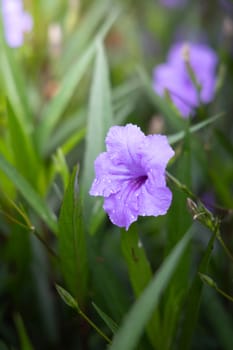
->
[167,171,233,264]
[216,233,233,264]
[32,229,59,260]
[215,286,233,303]
[79,309,112,344]
[166,171,197,200]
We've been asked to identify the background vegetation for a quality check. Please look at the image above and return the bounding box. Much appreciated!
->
[0,0,232,349]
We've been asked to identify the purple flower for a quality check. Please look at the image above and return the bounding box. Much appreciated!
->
[89,124,174,230]
[153,42,218,117]
[1,0,33,48]
[159,0,187,8]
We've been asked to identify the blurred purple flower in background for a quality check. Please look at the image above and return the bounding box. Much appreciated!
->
[159,0,187,8]
[153,42,218,117]
[1,0,33,48]
[90,124,174,230]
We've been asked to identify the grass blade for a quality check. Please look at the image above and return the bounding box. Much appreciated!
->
[110,230,192,350]
[58,166,88,306]
[121,226,159,347]
[0,154,58,233]
[37,8,120,156]
[59,0,110,73]
[168,112,224,144]
[82,42,113,224]
[6,101,40,189]
[14,314,34,350]
[36,45,95,155]
[178,228,218,350]
[92,302,118,334]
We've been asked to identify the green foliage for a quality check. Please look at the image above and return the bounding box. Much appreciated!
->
[110,230,192,350]
[58,166,88,306]
[82,41,114,230]
[0,1,232,349]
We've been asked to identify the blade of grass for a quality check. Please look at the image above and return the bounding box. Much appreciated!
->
[7,101,40,189]
[37,8,120,156]
[109,229,192,350]
[0,154,58,233]
[82,41,113,225]
[203,288,233,350]
[59,0,110,73]
[58,166,88,307]
[161,131,192,350]
[168,112,224,145]
[177,226,218,350]
[44,109,85,156]
[0,36,32,129]
[36,44,95,155]
[121,225,160,347]
[92,302,118,334]
[14,314,34,350]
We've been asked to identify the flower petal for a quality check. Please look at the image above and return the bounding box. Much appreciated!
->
[105,124,145,168]
[140,135,175,171]
[103,179,141,230]
[138,181,173,217]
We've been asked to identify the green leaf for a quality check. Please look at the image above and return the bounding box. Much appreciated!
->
[0,37,32,129]
[121,226,159,347]
[36,44,95,155]
[168,112,224,145]
[109,229,192,350]
[58,166,88,306]
[82,41,114,226]
[6,101,40,188]
[121,227,153,296]
[178,228,218,350]
[0,154,58,233]
[203,288,233,350]
[36,7,120,156]
[14,314,34,350]
[44,109,85,156]
[92,302,118,334]
[55,284,79,311]
[59,0,110,73]
[162,131,192,349]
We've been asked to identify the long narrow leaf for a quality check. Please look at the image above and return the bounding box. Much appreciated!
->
[110,229,192,350]
[58,166,88,306]
[82,42,113,224]
[14,314,34,350]
[178,228,217,350]
[168,112,223,144]
[37,8,120,156]
[0,39,31,129]
[36,45,95,155]
[0,154,57,233]
[92,302,118,334]
[59,0,110,73]
[7,102,40,189]
[121,226,159,347]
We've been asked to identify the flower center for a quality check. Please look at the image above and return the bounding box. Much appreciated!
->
[133,175,148,190]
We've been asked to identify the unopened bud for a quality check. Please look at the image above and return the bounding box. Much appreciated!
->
[182,43,190,63]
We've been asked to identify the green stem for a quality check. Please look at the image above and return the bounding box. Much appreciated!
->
[166,171,197,200]
[33,230,59,260]
[167,171,233,267]
[79,309,112,344]
[215,286,233,303]
[217,233,233,264]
